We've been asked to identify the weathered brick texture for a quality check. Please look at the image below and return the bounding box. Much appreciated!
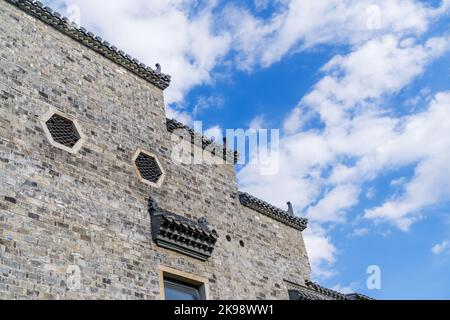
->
[0,0,311,300]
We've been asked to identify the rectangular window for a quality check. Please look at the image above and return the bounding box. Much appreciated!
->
[164,278,204,300]
[159,266,208,300]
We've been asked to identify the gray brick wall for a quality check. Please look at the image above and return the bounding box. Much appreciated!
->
[0,0,311,300]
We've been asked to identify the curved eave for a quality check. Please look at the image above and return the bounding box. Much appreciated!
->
[6,0,171,90]
[238,192,308,232]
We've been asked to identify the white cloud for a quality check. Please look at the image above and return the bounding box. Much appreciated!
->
[252,0,275,12]
[300,35,449,126]
[203,125,223,142]
[46,0,231,105]
[390,177,407,187]
[303,225,337,278]
[366,187,375,199]
[348,228,370,238]
[238,130,332,210]
[223,0,448,69]
[166,105,193,124]
[193,95,224,117]
[307,184,360,223]
[248,115,265,130]
[332,283,356,294]
[237,4,450,277]
[280,36,450,187]
[432,241,450,255]
[364,93,450,230]
[239,36,450,227]
[283,106,316,134]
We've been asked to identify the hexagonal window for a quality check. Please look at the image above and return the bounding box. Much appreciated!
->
[40,109,86,154]
[132,149,166,187]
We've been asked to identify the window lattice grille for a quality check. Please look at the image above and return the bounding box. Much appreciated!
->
[134,152,163,183]
[45,114,81,148]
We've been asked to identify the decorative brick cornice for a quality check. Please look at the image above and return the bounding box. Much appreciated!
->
[6,0,171,90]
[148,199,218,261]
[166,118,239,164]
[238,192,308,231]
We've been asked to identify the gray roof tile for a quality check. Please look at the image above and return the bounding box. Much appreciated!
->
[238,192,308,231]
[6,0,171,90]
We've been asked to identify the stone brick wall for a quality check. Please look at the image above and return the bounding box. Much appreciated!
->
[0,0,311,300]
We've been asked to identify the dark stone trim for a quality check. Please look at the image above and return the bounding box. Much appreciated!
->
[238,192,308,231]
[5,0,171,90]
[166,118,239,164]
[148,199,218,261]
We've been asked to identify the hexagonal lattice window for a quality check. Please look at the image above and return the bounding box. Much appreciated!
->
[132,149,166,187]
[40,110,85,154]
[46,114,81,148]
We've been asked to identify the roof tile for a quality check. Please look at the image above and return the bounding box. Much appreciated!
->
[6,0,171,90]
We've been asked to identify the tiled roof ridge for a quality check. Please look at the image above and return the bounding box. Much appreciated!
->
[345,292,374,301]
[6,0,171,90]
[305,280,374,300]
[238,192,308,232]
[166,118,239,164]
[304,280,348,300]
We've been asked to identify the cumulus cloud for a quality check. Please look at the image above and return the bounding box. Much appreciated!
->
[248,115,265,130]
[223,0,448,69]
[46,0,231,105]
[297,35,450,127]
[432,240,450,255]
[348,228,370,238]
[332,283,356,294]
[364,93,450,229]
[303,225,337,278]
[192,95,224,117]
[239,37,450,227]
[307,184,360,223]
[166,105,193,125]
[237,3,450,276]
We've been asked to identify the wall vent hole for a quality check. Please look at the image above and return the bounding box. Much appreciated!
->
[45,114,81,148]
[134,152,163,184]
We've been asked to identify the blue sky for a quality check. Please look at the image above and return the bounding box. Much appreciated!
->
[44,0,450,299]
